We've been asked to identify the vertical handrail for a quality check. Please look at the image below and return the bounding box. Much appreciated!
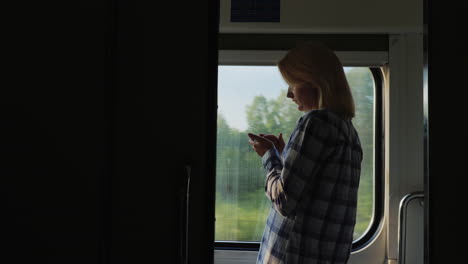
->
[398,191,424,264]
[180,165,191,264]
[184,165,191,264]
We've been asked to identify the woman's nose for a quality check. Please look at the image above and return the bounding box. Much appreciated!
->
[287,88,293,98]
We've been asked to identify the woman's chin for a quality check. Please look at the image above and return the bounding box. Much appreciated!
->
[298,105,314,112]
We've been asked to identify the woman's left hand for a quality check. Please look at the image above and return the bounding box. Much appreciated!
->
[248,133,275,157]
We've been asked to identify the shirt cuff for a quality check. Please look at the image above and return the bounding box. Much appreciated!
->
[262,147,282,172]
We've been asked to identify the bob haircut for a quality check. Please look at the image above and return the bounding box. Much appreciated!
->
[277,41,356,120]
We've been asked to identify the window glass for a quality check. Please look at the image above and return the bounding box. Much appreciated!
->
[215,66,375,242]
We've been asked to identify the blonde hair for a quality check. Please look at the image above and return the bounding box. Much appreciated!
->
[277,41,355,120]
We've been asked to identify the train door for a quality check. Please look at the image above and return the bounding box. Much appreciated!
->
[213,1,424,263]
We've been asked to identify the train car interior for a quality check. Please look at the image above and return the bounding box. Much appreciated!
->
[1,0,464,263]
[214,1,422,264]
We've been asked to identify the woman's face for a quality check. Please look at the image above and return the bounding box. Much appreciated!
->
[286,82,319,112]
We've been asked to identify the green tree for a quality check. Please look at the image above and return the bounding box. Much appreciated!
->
[245,90,302,141]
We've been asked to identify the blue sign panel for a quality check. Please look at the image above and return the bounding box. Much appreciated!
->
[231,0,280,22]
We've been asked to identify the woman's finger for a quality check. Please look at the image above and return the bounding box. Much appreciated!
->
[262,134,279,143]
[249,133,268,143]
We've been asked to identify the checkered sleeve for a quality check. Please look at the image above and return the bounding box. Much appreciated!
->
[261,115,335,216]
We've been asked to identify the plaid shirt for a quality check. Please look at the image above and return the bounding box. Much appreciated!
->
[257,109,363,264]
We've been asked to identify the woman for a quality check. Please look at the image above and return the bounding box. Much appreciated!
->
[248,41,363,264]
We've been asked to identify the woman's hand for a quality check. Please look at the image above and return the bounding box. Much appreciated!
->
[259,133,285,155]
[248,133,275,157]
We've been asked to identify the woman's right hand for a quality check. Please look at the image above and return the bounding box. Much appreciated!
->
[259,133,285,155]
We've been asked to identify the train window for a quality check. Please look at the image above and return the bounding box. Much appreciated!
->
[215,65,383,250]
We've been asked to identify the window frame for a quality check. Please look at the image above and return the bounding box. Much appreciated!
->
[352,67,384,251]
[215,50,386,252]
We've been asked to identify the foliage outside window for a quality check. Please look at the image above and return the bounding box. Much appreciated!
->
[215,66,375,242]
